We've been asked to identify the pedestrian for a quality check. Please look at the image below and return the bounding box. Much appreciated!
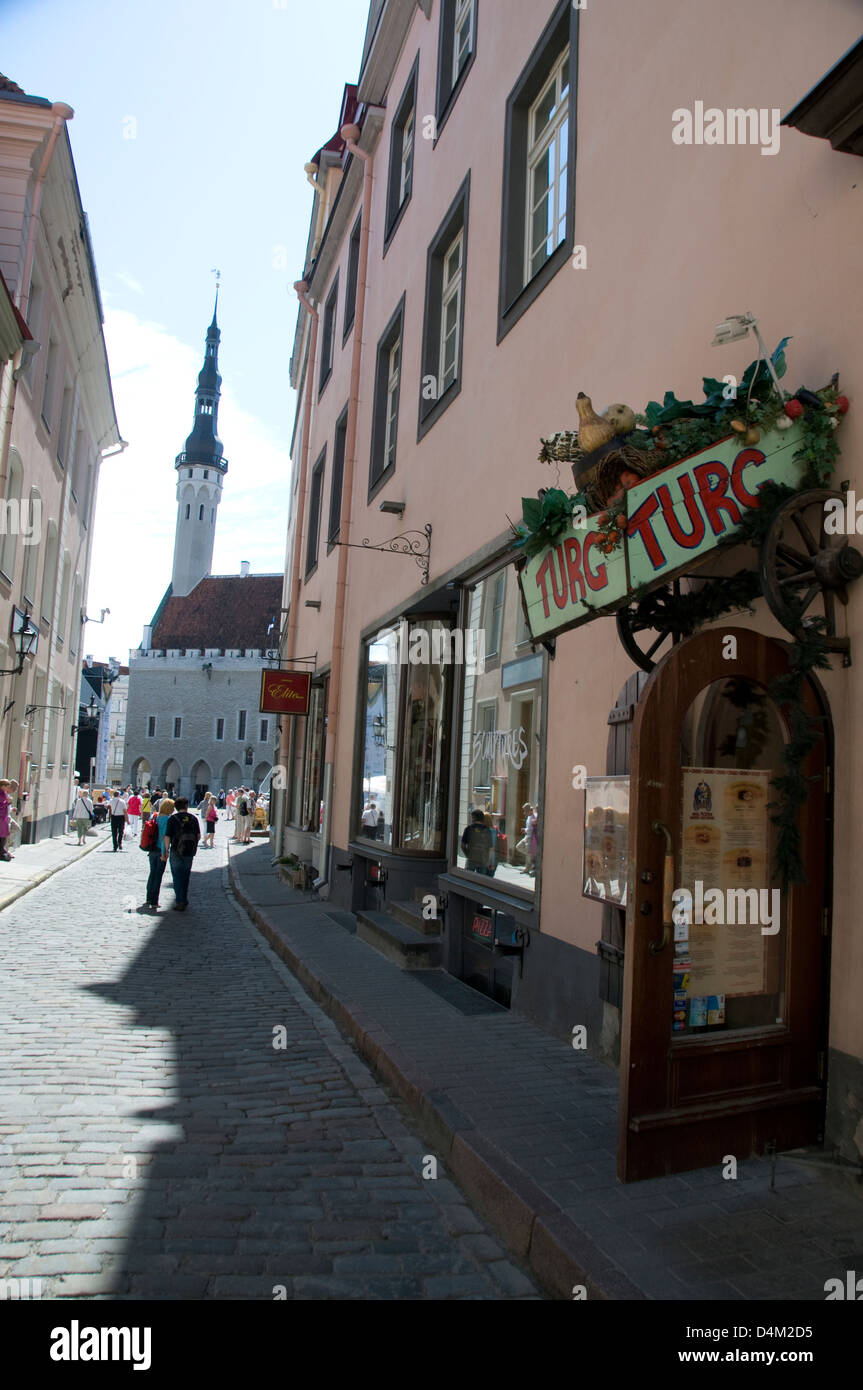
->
[0,778,14,860]
[162,797,200,912]
[461,808,494,875]
[226,788,236,821]
[202,792,218,848]
[71,786,94,846]
[109,787,129,851]
[234,788,251,844]
[218,788,225,810]
[361,800,378,838]
[494,815,508,867]
[144,796,174,911]
[127,787,142,837]
[141,788,151,817]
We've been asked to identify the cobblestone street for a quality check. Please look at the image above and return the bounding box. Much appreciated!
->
[0,830,541,1300]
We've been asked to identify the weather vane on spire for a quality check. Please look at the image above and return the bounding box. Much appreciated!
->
[210,267,220,321]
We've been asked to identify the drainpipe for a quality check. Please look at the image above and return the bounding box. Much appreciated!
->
[272,281,319,860]
[318,123,374,884]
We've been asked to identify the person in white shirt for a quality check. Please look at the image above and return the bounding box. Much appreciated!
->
[108,790,128,852]
[72,789,94,846]
[361,801,378,838]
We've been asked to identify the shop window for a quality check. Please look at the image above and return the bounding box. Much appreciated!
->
[456,571,543,893]
[356,620,452,854]
[385,57,418,250]
[498,0,578,342]
[343,213,361,341]
[301,680,327,832]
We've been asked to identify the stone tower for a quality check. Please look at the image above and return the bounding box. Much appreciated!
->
[170,291,229,597]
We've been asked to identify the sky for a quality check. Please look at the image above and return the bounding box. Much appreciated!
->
[4,0,370,664]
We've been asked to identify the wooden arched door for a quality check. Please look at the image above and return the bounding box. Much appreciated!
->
[619,627,831,1182]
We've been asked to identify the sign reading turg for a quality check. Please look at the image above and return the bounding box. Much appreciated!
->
[519,423,808,642]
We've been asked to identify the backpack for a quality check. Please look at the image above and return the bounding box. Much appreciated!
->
[172,813,200,858]
[140,816,158,852]
[238,797,248,816]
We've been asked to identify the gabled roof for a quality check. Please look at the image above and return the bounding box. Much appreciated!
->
[150,574,283,651]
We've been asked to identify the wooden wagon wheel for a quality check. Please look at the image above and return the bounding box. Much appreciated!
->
[616,579,688,674]
[760,488,863,656]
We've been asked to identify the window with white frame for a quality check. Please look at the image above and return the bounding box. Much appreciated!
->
[439,229,463,395]
[525,47,570,284]
[370,295,405,496]
[385,59,418,246]
[384,339,400,474]
[400,107,414,207]
[453,0,475,88]
[436,0,478,131]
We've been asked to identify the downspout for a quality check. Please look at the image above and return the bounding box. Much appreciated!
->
[272,282,319,859]
[318,123,373,884]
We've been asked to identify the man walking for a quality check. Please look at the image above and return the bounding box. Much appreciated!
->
[109,788,128,851]
[162,796,200,912]
[71,786,94,846]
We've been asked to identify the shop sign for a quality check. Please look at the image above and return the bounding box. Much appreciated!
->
[519,422,808,642]
[259,669,312,715]
[471,913,493,946]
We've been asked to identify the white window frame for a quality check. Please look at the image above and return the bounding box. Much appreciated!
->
[399,108,414,207]
[384,338,401,471]
[524,46,570,286]
[438,228,464,396]
[453,0,475,89]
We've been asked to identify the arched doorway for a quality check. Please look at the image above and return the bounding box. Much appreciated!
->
[131,757,151,789]
[619,627,831,1181]
[160,758,182,798]
[190,759,211,805]
[221,760,243,791]
[253,761,271,792]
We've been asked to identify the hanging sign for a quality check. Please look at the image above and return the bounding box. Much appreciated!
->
[259,669,311,715]
[519,422,808,642]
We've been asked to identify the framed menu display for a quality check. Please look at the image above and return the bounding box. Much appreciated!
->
[583,776,629,907]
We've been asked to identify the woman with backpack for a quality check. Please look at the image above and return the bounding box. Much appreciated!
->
[143,796,174,911]
[202,792,218,848]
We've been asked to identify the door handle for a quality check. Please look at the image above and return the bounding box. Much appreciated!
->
[649,819,674,955]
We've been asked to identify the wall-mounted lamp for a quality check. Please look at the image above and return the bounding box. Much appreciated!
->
[379,500,406,516]
[1,608,39,675]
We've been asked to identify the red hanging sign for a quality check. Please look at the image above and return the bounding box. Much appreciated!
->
[259,669,312,715]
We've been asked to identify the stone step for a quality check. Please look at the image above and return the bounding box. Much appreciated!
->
[356,910,441,970]
[389,898,439,936]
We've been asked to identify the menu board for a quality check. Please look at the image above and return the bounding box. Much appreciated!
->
[583,777,629,907]
[675,767,773,1026]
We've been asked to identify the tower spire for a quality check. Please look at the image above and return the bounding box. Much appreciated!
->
[171,286,229,596]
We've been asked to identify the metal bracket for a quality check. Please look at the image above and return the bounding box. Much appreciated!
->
[333,525,432,587]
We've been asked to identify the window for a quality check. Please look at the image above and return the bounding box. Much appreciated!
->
[356,621,452,854]
[23,279,42,386]
[0,450,23,583]
[56,552,71,644]
[148,716,156,737]
[185,504,190,519]
[369,296,405,498]
[238,710,247,740]
[203,470,209,479]
[343,213,362,341]
[418,176,469,438]
[210,508,215,522]
[173,717,182,738]
[436,0,477,133]
[69,573,82,659]
[319,272,339,396]
[498,0,578,342]
[188,469,193,478]
[456,571,544,894]
[21,489,40,603]
[41,339,58,430]
[198,505,204,521]
[328,404,349,546]
[306,448,325,576]
[71,429,86,501]
[259,719,269,742]
[301,679,328,832]
[57,383,73,467]
[215,717,224,740]
[385,56,418,248]
[40,520,58,623]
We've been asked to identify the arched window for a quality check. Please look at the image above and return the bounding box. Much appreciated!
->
[21,487,40,603]
[40,520,58,624]
[198,505,204,520]
[185,504,190,519]
[0,449,23,582]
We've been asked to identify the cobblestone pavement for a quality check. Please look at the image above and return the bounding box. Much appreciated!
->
[0,828,542,1300]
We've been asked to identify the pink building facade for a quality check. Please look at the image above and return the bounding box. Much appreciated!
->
[275,1,863,1178]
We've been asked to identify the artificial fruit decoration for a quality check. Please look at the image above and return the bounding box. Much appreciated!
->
[783,399,804,420]
[745,427,761,444]
[576,393,618,453]
[730,419,748,434]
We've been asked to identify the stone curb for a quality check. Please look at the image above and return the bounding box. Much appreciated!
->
[228,848,644,1301]
[0,827,108,914]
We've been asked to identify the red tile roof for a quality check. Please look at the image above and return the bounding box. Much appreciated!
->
[0,74,25,94]
[150,575,283,651]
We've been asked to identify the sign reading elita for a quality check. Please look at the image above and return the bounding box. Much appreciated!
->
[259,669,312,715]
[519,423,808,641]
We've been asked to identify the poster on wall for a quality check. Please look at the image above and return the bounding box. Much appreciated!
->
[676,767,773,1015]
[582,776,629,907]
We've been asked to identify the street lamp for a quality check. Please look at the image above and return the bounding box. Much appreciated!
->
[1,608,39,676]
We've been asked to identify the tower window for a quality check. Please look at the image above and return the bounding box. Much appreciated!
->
[199,505,204,520]
[211,508,215,523]
[215,718,224,740]
[238,710,246,740]
[174,717,182,738]
[147,716,156,737]
[188,469,192,478]
[203,470,209,479]
[185,504,190,519]
[259,719,269,742]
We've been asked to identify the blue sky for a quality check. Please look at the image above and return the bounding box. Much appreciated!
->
[4,0,369,661]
